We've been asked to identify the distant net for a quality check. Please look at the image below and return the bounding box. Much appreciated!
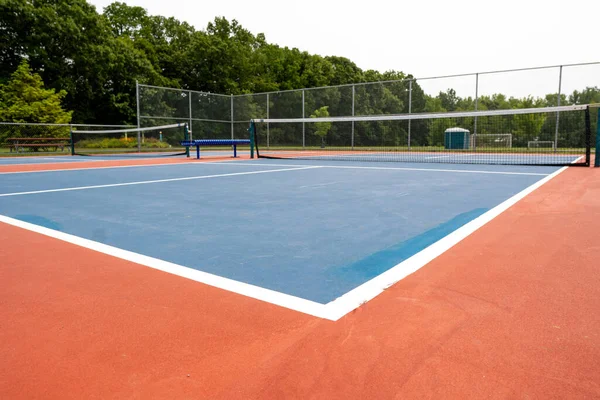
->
[251,105,591,166]
[71,123,188,157]
[471,134,512,148]
[527,140,556,150]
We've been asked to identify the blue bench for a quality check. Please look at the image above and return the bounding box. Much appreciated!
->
[180,139,252,159]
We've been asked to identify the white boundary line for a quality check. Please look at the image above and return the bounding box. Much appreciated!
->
[323,166,568,320]
[0,214,331,319]
[0,158,111,167]
[318,165,548,176]
[0,166,568,321]
[204,162,549,176]
[0,166,321,197]
[0,160,199,174]
[0,159,551,176]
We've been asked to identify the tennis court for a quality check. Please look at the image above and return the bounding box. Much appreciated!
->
[0,157,573,318]
[1,105,599,399]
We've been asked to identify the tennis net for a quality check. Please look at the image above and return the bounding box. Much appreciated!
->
[71,123,188,157]
[251,105,592,166]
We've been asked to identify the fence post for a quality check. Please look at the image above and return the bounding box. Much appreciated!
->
[555,65,563,152]
[231,95,234,140]
[136,80,141,152]
[351,84,355,150]
[266,93,270,149]
[408,79,412,150]
[473,73,479,150]
[188,90,193,141]
[302,89,305,149]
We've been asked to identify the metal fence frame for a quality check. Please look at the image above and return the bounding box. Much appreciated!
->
[137,61,600,150]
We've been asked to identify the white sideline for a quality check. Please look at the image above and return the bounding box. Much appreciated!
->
[2,159,553,176]
[0,165,567,320]
[324,166,568,320]
[206,162,549,176]
[0,214,331,320]
[0,159,207,175]
[0,166,322,197]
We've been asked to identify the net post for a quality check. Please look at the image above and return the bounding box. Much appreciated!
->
[595,107,600,168]
[248,121,255,159]
[184,123,190,158]
[70,126,75,155]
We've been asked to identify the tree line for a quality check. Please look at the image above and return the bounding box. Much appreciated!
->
[1,0,599,128]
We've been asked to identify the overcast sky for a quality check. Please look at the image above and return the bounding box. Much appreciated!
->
[89,0,599,99]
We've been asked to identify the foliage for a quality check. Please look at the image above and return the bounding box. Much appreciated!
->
[310,106,332,139]
[0,59,72,143]
[75,136,169,148]
[0,59,72,125]
[1,0,598,135]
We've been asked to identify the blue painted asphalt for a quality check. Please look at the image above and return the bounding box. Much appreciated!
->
[260,152,583,165]
[0,160,562,303]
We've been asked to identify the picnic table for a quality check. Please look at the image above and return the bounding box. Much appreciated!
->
[6,137,71,153]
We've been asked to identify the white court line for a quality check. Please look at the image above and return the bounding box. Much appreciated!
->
[0,159,237,175]
[0,158,115,168]
[322,165,549,176]
[209,162,549,176]
[0,159,551,176]
[323,166,568,320]
[0,214,330,319]
[213,162,550,177]
[0,165,568,321]
[0,166,321,197]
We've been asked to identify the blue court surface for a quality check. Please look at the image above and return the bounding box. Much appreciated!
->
[259,151,584,165]
[0,159,562,305]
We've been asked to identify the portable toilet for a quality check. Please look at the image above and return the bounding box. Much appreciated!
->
[444,127,470,149]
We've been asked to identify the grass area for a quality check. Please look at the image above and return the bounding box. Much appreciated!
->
[0,147,70,157]
[75,137,170,149]
[73,147,188,155]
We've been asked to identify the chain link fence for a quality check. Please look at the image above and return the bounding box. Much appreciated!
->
[0,123,130,154]
[137,62,599,150]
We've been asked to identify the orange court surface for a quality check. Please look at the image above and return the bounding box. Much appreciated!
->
[1,156,599,399]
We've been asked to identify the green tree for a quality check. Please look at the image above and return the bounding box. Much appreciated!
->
[325,56,364,85]
[569,87,600,105]
[310,106,332,148]
[438,89,460,111]
[0,60,72,124]
[103,1,148,37]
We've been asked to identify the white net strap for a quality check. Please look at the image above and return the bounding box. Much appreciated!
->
[253,104,588,124]
[73,123,185,135]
